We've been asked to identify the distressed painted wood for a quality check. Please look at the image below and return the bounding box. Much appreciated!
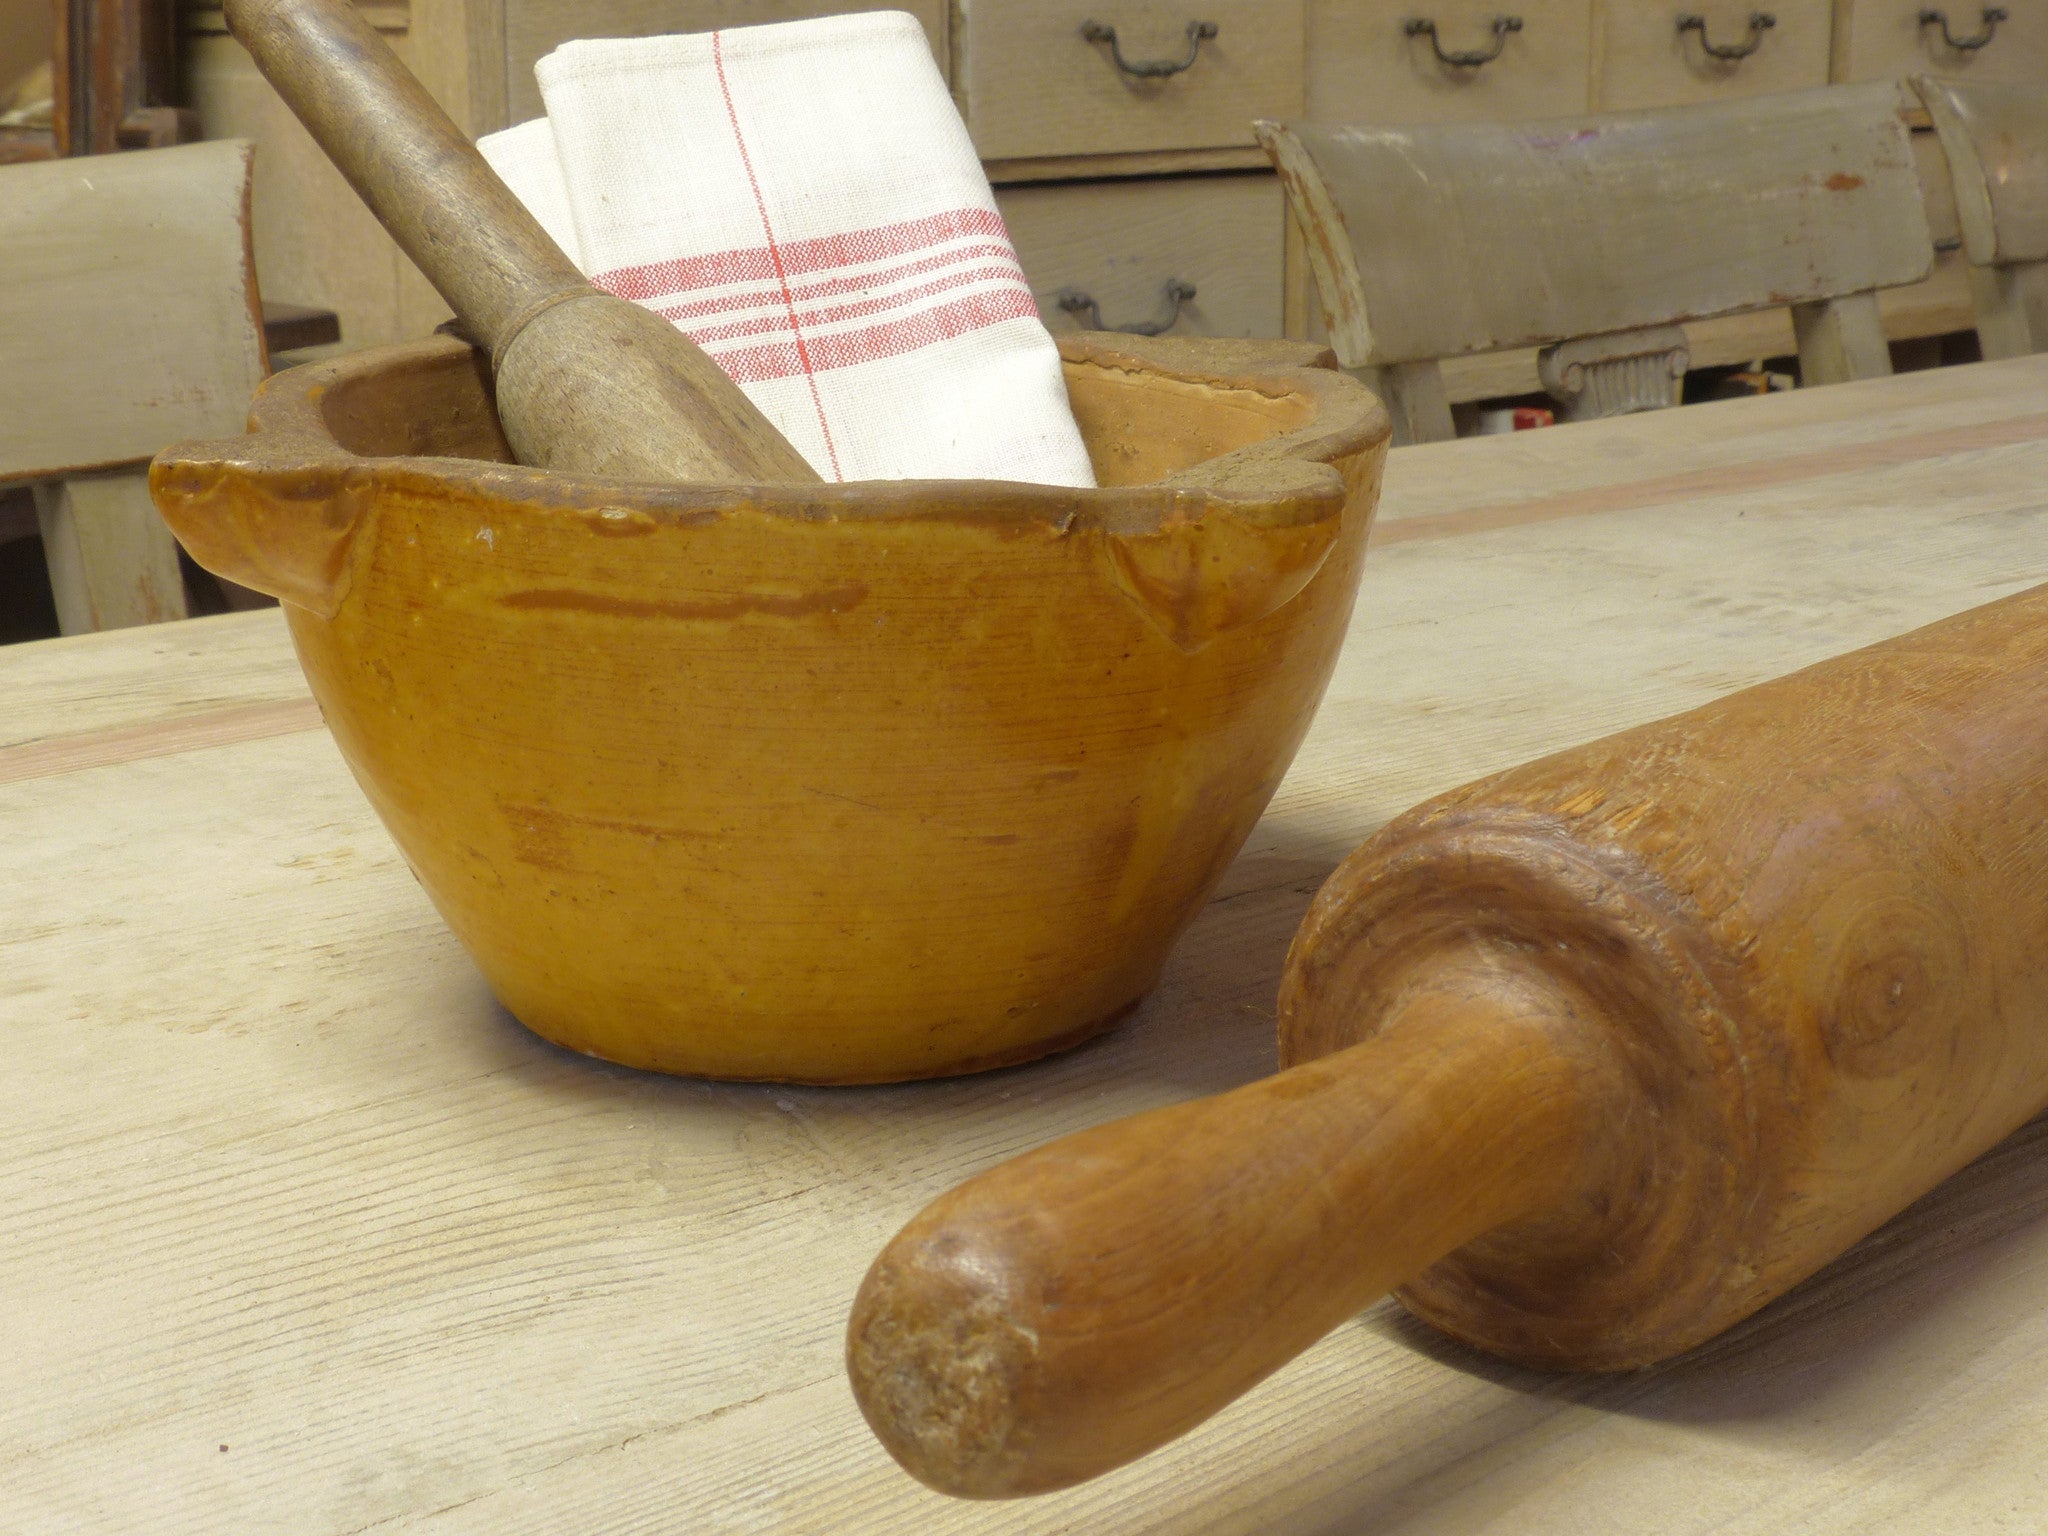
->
[851,577,2048,1494]
[10,356,2048,1532]
[221,0,817,485]
[0,138,264,481]
[1791,288,1895,383]
[1424,247,1977,404]
[150,332,1389,1083]
[0,137,268,631]
[1261,83,1932,440]
[1917,76,2048,360]
[1535,323,1688,418]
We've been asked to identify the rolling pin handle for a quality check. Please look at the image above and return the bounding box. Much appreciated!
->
[846,948,1615,1497]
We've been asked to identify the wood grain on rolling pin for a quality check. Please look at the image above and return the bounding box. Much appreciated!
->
[849,582,2048,1497]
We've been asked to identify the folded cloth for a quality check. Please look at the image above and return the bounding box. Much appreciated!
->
[481,115,580,259]
[476,12,1095,487]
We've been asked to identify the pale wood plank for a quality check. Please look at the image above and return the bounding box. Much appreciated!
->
[7,357,2048,1532]
[0,606,310,749]
[1380,349,2048,523]
[0,696,323,787]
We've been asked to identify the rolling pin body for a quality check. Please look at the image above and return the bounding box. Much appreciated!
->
[225,0,817,485]
[849,582,2048,1496]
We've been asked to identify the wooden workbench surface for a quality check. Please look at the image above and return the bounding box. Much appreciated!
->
[7,357,2048,1533]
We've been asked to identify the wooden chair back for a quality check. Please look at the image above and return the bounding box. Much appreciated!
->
[1916,77,2048,360]
[0,138,266,631]
[1257,84,1934,442]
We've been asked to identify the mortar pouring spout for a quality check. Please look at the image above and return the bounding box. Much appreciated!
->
[150,439,369,619]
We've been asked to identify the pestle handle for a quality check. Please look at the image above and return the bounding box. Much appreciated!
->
[227,0,577,346]
[846,951,1613,1498]
[225,0,819,484]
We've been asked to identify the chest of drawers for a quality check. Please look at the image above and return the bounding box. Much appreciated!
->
[185,0,2035,401]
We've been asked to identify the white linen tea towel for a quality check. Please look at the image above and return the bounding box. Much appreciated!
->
[477,11,1095,487]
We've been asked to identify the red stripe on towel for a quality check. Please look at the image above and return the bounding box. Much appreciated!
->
[710,29,842,478]
[594,208,1019,305]
[656,263,1032,344]
[704,287,1043,384]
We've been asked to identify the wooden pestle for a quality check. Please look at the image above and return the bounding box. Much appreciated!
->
[225,0,817,485]
[847,582,2048,1498]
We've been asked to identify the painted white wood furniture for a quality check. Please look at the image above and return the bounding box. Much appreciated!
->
[0,138,266,632]
[1260,83,1934,442]
[1918,75,2048,358]
[178,0,2018,395]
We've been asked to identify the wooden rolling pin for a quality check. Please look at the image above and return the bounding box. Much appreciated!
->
[226,0,816,485]
[847,582,2048,1497]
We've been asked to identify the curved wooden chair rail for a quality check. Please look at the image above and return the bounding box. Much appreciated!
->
[848,582,2048,1496]
[1256,82,1935,442]
[1916,75,2048,361]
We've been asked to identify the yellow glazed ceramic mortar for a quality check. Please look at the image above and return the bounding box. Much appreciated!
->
[152,331,1389,1083]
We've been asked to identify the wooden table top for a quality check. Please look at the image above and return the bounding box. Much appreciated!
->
[8,356,2048,1534]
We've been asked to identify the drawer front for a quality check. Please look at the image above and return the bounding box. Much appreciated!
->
[1594,0,1831,111]
[1837,0,2048,84]
[998,174,1285,339]
[502,0,948,122]
[1307,0,1592,124]
[959,0,1305,161]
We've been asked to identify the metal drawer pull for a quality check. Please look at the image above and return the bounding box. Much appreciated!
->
[1057,279,1197,335]
[1079,19,1219,77]
[1404,15,1523,66]
[1676,11,1775,58]
[1918,6,2006,48]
